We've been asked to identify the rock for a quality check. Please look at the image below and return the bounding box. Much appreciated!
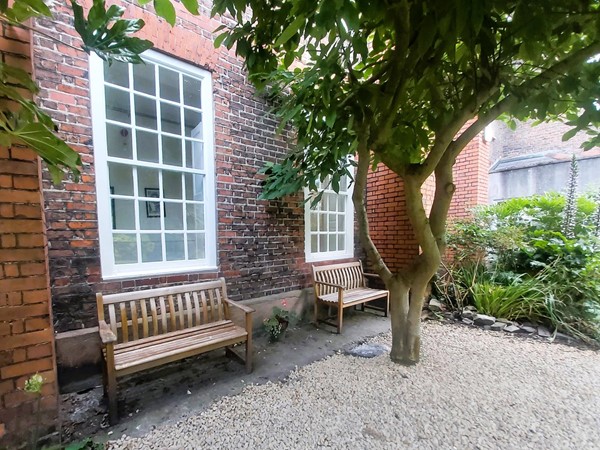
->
[462,318,474,325]
[421,310,435,320]
[462,309,474,320]
[473,314,496,326]
[496,318,511,324]
[428,298,444,312]
[504,325,520,333]
[490,322,506,332]
[521,325,536,334]
[464,305,478,312]
[537,326,552,338]
[346,343,390,358]
[483,325,492,331]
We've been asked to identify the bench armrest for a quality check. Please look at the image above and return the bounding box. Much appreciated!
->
[314,280,344,289]
[99,320,117,345]
[363,272,381,279]
[223,298,255,315]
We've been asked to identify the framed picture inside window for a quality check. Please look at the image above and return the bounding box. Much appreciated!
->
[145,188,162,218]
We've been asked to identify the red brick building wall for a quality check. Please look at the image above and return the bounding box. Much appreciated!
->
[0,24,58,448]
[32,1,310,332]
[366,130,489,271]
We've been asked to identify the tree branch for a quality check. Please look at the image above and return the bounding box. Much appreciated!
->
[448,40,600,160]
[353,133,393,284]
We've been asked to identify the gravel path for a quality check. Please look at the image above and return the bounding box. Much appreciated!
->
[107,322,600,449]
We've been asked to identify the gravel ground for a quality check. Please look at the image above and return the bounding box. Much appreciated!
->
[107,322,600,449]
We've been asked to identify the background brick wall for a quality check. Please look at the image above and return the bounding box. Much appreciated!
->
[0,24,58,448]
[366,130,489,272]
[489,119,588,164]
[32,0,313,332]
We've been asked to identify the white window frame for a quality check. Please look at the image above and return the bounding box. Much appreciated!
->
[90,51,217,279]
[304,180,354,263]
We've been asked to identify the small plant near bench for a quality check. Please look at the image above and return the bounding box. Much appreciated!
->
[263,301,297,342]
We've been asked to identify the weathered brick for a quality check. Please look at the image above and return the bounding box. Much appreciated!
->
[0,357,53,379]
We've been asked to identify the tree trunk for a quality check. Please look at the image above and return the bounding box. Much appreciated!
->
[388,275,430,365]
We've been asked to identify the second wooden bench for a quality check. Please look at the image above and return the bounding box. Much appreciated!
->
[312,261,389,334]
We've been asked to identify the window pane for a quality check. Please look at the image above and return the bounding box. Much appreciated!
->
[137,168,160,197]
[340,176,348,192]
[185,173,204,201]
[163,136,183,167]
[319,234,327,252]
[163,171,182,199]
[139,200,161,230]
[105,86,130,123]
[311,235,318,253]
[159,67,180,102]
[328,214,337,232]
[113,234,137,264]
[310,212,318,232]
[137,130,159,163]
[185,140,203,169]
[183,75,201,108]
[338,196,345,212]
[165,202,183,230]
[134,94,157,129]
[106,124,132,159]
[186,204,204,230]
[327,193,337,212]
[161,102,181,134]
[319,213,327,232]
[112,199,135,230]
[133,62,155,95]
[104,62,129,88]
[166,233,185,261]
[184,109,202,137]
[338,214,345,232]
[108,163,133,196]
[141,234,162,262]
[187,233,205,259]
[338,234,345,251]
[329,234,337,252]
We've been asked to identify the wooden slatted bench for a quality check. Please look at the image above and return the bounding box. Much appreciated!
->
[96,278,254,423]
[312,261,389,334]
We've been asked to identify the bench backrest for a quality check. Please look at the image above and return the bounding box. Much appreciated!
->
[96,278,230,344]
[312,262,365,295]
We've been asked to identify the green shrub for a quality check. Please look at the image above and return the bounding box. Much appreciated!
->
[444,191,600,344]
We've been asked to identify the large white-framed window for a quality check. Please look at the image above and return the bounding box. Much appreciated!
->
[305,176,354,262]
[90,50,216,279]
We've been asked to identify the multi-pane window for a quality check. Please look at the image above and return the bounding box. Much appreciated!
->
[90,51,216,278]
[305,176,354,262]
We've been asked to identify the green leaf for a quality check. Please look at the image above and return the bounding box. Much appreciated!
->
[562,128,578,142]
[274,15,305,47]
[154,0,176,26]
[214,32,228,48]
[180,0,199,15]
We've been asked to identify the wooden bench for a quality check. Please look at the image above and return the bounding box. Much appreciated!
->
[96,278,254,423]
[312,262,389,334]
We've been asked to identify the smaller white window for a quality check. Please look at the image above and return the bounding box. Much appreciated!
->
[305,176,354,262]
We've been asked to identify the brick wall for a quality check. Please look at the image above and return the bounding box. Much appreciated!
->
[0,24,58,448]
[31,0,319,332]
[366,130,489,272]
[489,119,589,164]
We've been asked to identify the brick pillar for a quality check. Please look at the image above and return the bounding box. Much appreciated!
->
[0,24,58,447]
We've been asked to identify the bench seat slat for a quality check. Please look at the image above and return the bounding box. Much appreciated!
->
[317,287,389,305]
[114,324,247,372]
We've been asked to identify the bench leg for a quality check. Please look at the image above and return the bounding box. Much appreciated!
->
[245,337,253,373]
[107,368,118,424]
[337,306,343,334]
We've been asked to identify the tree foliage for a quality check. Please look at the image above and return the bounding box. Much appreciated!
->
[0,0,165,182]
[212,0,600,197]
[211,0,600,363]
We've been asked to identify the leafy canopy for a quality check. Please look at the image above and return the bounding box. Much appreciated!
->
[212,0,600,197]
